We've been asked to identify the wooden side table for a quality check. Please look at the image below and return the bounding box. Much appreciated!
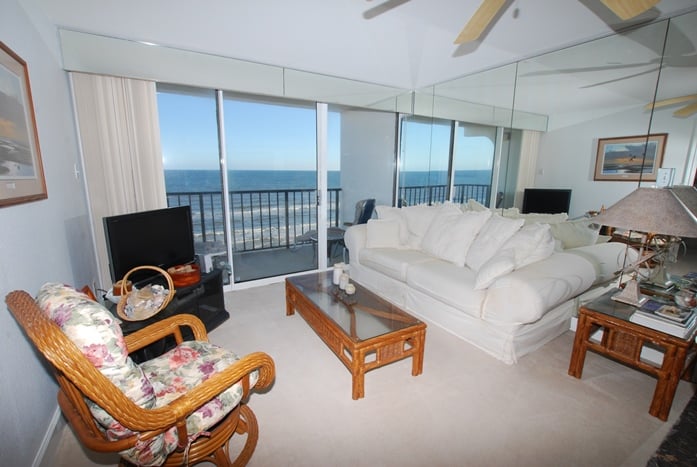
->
[569,290,697,421]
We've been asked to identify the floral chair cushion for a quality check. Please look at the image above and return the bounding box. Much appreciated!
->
[140,341,260,434]
[35,284,156,442]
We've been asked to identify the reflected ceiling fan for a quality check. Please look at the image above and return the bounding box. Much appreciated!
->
[454,0,662,44]
[645,94,697,118]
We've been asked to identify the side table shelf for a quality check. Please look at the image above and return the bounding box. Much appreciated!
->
[569,289,697,421]
[111,268,229,362]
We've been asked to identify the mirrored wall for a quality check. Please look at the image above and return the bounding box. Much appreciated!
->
[411,9,696,216]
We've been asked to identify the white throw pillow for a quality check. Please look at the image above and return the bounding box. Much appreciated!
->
[549,219,600,249]
[474,249,516,290]
[467,199,488,212]
[510,212,569,225]
[375,205,409,245]
[421,209,492,266]
[466,214,524,271]
[365,219,402,249]
[503,223,556,268]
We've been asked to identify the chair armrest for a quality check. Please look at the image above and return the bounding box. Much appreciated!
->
[124,313,209,353]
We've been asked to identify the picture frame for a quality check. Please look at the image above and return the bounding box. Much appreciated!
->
[594,133,668,182]
[0,41,47,207]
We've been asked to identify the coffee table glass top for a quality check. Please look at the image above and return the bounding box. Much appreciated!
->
[287,271,421,341]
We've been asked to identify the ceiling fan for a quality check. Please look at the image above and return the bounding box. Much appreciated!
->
[645,94,697,118]
[454,0,662,44]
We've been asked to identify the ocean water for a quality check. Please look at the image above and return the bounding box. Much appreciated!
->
[165,169,491,193]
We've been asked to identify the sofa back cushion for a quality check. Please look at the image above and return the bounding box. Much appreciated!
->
[365,219,404,249]
[421,209,492,267]
[375,205,410,245]
[473,223,556,289]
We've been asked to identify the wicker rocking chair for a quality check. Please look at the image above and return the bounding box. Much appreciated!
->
[6,285,275,466]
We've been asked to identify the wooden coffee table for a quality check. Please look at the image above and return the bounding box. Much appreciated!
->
[286,271,426,399]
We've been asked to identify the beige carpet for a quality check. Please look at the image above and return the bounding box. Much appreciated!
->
[52,281,695,467]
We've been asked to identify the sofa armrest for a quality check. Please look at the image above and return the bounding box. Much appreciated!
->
[566,241,639,284]
[344,224,368,266]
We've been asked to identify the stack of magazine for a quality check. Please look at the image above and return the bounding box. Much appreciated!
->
[630,298,697,338]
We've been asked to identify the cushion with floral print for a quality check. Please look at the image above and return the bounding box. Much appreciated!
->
[140,340,259,435]
[35,284,157,443]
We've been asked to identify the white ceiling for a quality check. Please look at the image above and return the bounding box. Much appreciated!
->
[18,0,697,90]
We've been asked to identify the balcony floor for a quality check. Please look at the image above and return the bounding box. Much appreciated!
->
[222,242,346,284]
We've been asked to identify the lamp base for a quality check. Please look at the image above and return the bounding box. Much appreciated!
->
[611,279,648,307]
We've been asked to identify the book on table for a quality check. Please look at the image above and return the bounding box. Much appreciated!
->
[630,299,697,338]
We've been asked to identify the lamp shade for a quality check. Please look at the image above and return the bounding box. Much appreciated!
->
[593,186,697,238]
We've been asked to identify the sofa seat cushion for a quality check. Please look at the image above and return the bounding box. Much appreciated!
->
[360,248,436,281]
[481,252,595,324]
[406,260,486,318]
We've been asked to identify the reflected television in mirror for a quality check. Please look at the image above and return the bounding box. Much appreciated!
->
[521,188,572,214]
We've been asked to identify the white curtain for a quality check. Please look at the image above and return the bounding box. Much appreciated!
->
[70,72,166,290]
[514,130,541,209]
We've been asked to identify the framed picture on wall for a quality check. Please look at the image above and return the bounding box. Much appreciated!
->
[0,41,47,207]
[594,133,668,182]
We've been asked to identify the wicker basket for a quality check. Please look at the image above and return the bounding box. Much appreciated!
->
[116,265,175,321]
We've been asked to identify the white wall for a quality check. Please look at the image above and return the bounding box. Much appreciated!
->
[0,1,96,465]
[533,104,696,218]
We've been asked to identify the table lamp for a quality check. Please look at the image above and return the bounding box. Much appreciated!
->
[592,185,697,307]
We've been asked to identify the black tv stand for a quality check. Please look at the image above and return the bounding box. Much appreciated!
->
[117,269,229,362]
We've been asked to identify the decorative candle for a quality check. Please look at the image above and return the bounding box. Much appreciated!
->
[345,283,356,295]
[332,262,344,285]
[339,272,349,290]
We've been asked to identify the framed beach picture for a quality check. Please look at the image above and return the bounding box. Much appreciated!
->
[594,134,667,182]
[0,41,47,207]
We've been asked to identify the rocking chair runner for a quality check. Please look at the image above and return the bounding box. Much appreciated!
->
[6,286,275,466]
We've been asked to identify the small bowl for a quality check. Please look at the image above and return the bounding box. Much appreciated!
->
[675,289,696,308]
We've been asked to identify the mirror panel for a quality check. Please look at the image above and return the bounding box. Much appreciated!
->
[648,10,697,186]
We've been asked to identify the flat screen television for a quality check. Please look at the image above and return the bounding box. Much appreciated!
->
[103,206,195,283]
[521,188,572,214]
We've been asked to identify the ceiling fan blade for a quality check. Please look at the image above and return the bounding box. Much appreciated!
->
[599,0,660,20]
[454,0,508,44]
[363,0,411,20]
[644,94,697,111]
[674,102,697,118]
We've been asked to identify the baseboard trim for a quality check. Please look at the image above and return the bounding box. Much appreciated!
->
[32,405,63,467]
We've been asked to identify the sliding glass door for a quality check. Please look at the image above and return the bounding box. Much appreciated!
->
[222,93,319,282]
[157,85,232,281]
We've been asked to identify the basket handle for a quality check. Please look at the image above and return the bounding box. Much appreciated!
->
[117,265,175,319]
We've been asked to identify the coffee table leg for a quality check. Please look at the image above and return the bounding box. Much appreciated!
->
[411,330,425,376]
[285,282,295,316]
[352,350,365,400]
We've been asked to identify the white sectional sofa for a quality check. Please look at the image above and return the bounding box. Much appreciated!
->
[344,201,635,364]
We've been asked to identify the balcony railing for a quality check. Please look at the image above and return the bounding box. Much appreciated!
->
[167,183,489,253]
[399,184,491,206]
[167,188,341,252]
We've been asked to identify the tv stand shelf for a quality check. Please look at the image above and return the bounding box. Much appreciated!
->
[115,268,229,362]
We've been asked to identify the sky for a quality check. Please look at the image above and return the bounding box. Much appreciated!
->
[158,90,340,171]
[157,88,494,173]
